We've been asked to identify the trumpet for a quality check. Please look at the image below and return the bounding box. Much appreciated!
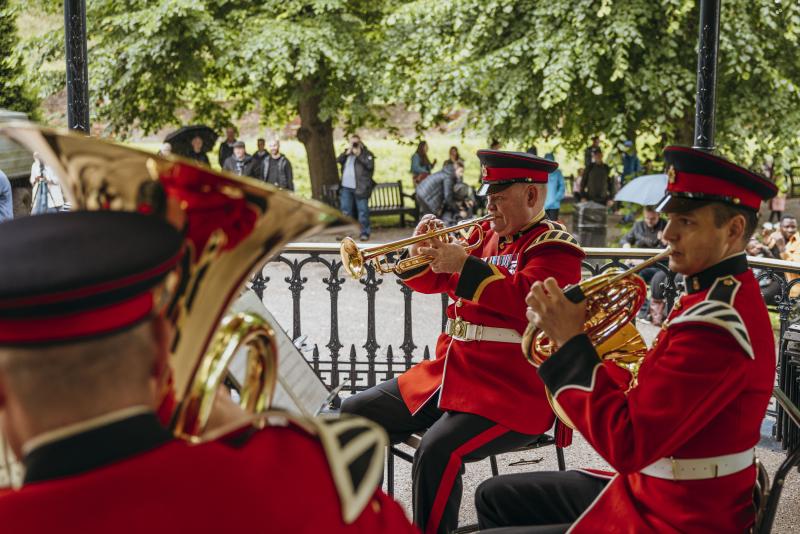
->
[340,214,494,279]
[522,248,672,428]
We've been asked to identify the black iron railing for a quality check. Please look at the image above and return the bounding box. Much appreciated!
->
[251,245,800,448]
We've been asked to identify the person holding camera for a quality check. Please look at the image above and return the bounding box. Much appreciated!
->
[30,152,65,214]
[337,134,375,241]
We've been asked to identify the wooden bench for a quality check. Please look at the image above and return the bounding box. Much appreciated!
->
[322,181,419,227]
[789,170,800,198]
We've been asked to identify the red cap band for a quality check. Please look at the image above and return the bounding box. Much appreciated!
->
[669,170,762,210]
[483,166,549,183]
[0,292,155,344]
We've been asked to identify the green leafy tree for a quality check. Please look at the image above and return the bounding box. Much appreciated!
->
[382,0,800,170]
[78,0,391,198]
[0,0,38,115]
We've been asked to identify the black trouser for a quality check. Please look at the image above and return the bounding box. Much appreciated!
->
[475,471,609,533]
[340,378,538,534]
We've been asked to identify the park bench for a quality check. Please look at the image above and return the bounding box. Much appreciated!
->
[322,181,419,227]
[788,169,800,198]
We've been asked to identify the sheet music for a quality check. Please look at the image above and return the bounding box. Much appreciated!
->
[229,291,330,416]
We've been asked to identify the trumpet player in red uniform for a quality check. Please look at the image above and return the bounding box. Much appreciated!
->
[0,211,417,534]
[476,146,778,533]
[342,150,585,534]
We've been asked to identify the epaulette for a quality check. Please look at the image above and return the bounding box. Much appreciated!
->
[265,411,386,523]
[524,226,583,254]
[541,219,568,232]
[669,276,753,358]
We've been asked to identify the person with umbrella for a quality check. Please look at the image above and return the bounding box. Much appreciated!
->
[187,136,210,166]
[164,125,217,166]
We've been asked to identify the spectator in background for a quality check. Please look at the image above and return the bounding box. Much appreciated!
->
[338,134,375,241]
[580,149,614,205]
[218,127,238,168]
[158,142,172,157]
[442,146,464,173]
[584,135,600,168]
[186,136,210,166]
[416,161,463,224]
[222,141,258,178]
[620,206,668,321]
[259,139,294,191]
[543,152,565,220]
[527,146,538,156]
[0,169,12,222]
[777,215,800,297]
[252,138,268,164]
[767,215,796,258]
[411,141,435,185]
[490,139,502,150]
[573,167,584,201]
[643,158,654,174]
[30,153,65,214]
[620,139,642,186]
[747,237,782,304]
[620,206,666,250]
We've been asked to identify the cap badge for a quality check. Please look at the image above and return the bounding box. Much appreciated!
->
[667,166,676,184]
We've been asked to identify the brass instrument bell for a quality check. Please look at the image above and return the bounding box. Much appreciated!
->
[0,123,353,442]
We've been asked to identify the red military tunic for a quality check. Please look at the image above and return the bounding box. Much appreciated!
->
[397,212,584,435]
[0,412,418,534]
[538,253,775,533]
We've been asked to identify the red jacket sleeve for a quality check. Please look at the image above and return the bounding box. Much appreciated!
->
[538,325,749,474]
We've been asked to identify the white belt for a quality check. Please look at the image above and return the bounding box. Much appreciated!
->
[445,318,521,343]
[640,449,754,481]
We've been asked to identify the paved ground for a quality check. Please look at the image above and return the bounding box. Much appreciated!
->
[260,221,799,533]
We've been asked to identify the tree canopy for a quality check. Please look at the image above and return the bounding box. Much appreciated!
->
[15,0,800,187]
[381,0,800,169]
[60,0,391,197]
[0,0,38,115]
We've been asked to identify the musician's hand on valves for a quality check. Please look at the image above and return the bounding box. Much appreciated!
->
[409,214,444,257]
[526,277,586,348]
[418,236,468,274]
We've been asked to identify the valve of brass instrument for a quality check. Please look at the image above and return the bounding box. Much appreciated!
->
[339,214,493,280]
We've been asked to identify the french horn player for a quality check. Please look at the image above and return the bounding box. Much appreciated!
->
[341,149,585,534]
[0,125,417,534]
[476,146,778,534]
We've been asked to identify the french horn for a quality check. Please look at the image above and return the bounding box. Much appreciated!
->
[0,123,352,445]
[522,248,671,428]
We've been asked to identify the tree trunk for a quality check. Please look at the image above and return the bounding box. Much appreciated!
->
[297,81,339,201]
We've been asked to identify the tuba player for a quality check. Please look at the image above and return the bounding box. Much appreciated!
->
[0,211,417,533]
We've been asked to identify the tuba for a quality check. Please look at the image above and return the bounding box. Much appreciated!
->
[0,124,352,444]
[340,214,493,279]
[521,249,671,428]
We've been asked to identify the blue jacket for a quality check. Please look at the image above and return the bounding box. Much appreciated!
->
[0,171,12,222]
[543,154,565,210]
